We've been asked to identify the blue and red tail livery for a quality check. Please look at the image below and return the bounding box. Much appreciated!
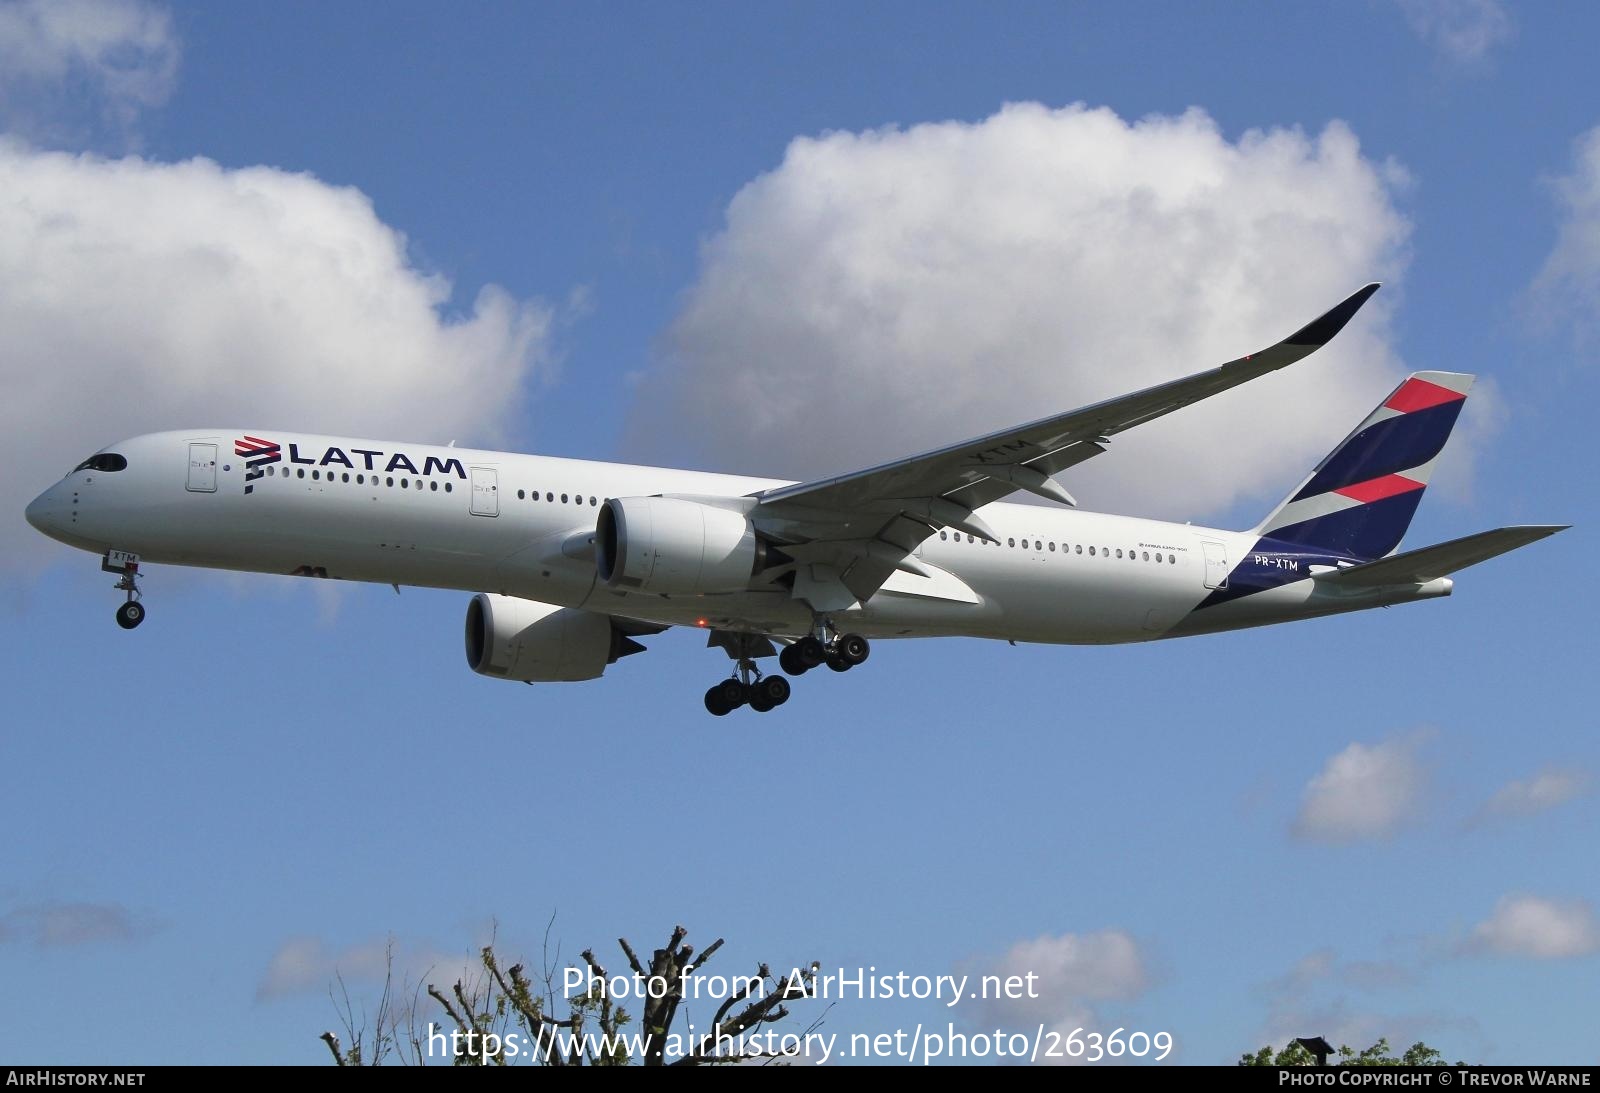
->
[1254,371,1472,560]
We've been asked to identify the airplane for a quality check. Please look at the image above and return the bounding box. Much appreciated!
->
[25,283,1566,715]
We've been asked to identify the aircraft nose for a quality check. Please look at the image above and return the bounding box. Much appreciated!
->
[25,486,58,534]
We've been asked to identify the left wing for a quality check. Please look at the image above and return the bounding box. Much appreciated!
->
[752,284,1382,606]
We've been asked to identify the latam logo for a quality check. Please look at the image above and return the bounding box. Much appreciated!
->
[232,436,469,495]
[235,435,281,494]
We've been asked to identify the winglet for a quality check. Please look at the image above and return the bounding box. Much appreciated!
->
[1283,282,1381,347]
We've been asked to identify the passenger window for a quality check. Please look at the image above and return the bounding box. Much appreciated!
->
[561,493,568,503]
[342,473,350,483]
[386,476,394,487]
[297,468,305,479]
[589,496,597,506]
[430,481,438,491]
[1142,551,1149,561]
[546,492,554,502]
[445,483,453,493]
[939,531,947,540]
[518,489,525,499]
[1034,540,1042,551]
[1075,544,1083,554]
[1049,542,1056,552]
[1089,546,1096,556]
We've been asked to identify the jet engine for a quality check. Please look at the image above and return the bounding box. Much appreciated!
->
[595,496,762,595]
[464,594,644,682]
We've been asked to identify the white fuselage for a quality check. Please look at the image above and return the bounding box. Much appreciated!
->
[25,429,1452,646]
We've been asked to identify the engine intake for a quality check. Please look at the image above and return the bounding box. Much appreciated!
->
[596,496,760,595]
[464,594,644,682]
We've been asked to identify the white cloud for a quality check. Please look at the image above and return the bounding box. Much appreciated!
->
[628,103,1417,523]
[1397,0,1513,65]
[0,899,151,946]
[2,140,556,571]
[962,928,1149,1065]
[0,0,177,133]
[1468,895,1600,960]
[259,934,480,1000]
[1292,730,1432,844]
[1529,126,1600,355]
[1479,766,1591,821]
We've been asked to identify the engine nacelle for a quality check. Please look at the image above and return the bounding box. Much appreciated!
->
[596,496,760,595]
[464,594,642,682]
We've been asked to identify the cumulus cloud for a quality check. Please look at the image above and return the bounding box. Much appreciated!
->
[2,141,556,571]
[258,934,479,1000]
[961,929,1149,1064]
[0,0,177,137]
[0,899,152,946]
[1529,126,1600,355]
[1397,0,1513,65]
[629,103,1417,522]
[1477,766,1591,822]
[1292,730,1433,844]
[1468,895,1600,960]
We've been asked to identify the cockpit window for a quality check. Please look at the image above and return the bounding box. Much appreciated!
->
[74,453,128,473]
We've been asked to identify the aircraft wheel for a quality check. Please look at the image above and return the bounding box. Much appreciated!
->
[837,633,870,666]
[779,644,809,676]
[754,675,790,708]
[116,602,145,630]
[714,678,747,711]
[704,687,731,716]
[794,636,827,669]
[825,652,852,673]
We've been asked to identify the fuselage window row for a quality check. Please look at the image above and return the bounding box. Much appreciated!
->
[261,465,453,492]
[943,529,1176,565]
[515,489,599,506]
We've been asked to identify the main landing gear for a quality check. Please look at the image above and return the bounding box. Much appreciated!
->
[704,665,792,716]
[778,633,870,676]
[104,550,145,630]
[701,623,870,716]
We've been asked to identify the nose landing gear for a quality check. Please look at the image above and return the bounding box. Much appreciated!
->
[103,550,145,630]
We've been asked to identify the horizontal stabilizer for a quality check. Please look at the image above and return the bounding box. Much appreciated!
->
[1314,525,1568,586]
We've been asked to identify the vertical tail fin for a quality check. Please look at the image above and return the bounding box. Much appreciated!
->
[1253,371,1473,559]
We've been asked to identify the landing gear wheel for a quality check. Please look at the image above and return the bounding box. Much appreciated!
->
[837,633,870,666]
[779,644,810,676]
[713,678,747,711]
[752,675,790,710]
[704,686,732,716]
[794,636,826,669]
[825,652,852,673]
[115,601,145,630]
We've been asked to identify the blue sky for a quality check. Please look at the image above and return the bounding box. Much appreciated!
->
[2,0,1595,1066]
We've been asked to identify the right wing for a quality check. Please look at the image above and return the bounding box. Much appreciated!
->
[752,283,1383,605]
